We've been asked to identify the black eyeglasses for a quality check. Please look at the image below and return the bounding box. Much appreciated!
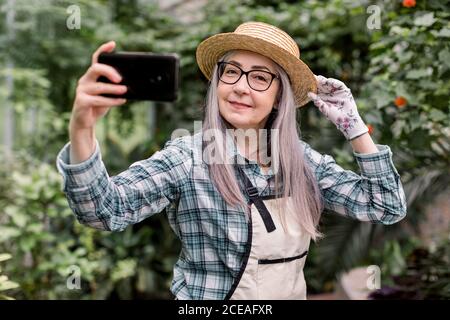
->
[217,61,279,92]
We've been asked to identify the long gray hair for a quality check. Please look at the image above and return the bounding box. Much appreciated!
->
[201,50,324,241]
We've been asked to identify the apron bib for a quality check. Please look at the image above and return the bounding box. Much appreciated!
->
[227,166,311,300]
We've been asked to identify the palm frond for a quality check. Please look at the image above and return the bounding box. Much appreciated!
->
[314,212,375,280]
[403,169,450,207]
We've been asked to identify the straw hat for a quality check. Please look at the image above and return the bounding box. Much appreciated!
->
[196,21,317,107]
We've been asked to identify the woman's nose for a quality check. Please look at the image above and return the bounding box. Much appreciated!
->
[232,74,251,94]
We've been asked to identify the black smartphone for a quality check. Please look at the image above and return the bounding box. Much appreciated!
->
[97,51,179,102]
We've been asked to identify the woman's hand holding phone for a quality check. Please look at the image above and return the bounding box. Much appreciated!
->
[69,41,127,164]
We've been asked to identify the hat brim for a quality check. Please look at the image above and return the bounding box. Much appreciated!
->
[196,33,317,107]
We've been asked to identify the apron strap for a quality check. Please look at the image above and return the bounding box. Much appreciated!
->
[235,165,276,233]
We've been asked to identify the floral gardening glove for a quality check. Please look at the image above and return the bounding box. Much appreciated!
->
[307,75,368,140]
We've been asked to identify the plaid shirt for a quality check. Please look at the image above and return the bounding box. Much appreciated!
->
[56,132,407,300]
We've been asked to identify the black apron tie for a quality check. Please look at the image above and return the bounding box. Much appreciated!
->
[235,165,276,233]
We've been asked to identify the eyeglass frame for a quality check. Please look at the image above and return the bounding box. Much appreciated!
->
[217,61,279,92]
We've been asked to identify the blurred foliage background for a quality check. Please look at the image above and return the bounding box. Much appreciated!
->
[0,0,449,299]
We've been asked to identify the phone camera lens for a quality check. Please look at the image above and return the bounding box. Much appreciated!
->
[149,75,163,84]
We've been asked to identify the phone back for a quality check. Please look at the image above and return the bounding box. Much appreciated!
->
[98,52,179,102]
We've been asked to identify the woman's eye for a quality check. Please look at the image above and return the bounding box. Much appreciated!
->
[253,75,269,82]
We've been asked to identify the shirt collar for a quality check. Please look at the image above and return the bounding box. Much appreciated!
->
[224,129,267,167]
[224,129,251,165]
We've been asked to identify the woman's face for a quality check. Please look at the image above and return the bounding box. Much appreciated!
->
[217,50,280,131]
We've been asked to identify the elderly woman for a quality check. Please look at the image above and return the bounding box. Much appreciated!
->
[56,22,407,300]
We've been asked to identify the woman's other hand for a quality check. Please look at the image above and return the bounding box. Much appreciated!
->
[307,75,368,140]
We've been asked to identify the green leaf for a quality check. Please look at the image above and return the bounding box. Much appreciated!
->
[429,109,447,122]
[385,241,406,275]
[0,280,19,292]
[409,114,422,131]
[397,51,413,63]
[414,13,436,27]
[392,120,407,138]
[395,82,412,100]
[436,28,450,37]
[19,237,36,252]
[0,227,21,242]
[0,254,12,262]
[406,68,433,79]
[389,25,410,37]
[374,91,392,109]
[11,212,28,228]
[111,259,137,282]
[438,49,450,67]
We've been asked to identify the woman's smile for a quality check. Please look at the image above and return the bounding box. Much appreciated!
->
[228,100,253,109]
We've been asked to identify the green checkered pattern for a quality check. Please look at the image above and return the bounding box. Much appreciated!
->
[56,132,406,300]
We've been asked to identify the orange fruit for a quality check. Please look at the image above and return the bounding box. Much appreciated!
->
[394,96,407,108]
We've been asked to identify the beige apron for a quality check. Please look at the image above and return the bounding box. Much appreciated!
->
[228,194,311,300]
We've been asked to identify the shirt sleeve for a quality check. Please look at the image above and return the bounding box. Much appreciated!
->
[56,136,193,232]
[300,140,407,225]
